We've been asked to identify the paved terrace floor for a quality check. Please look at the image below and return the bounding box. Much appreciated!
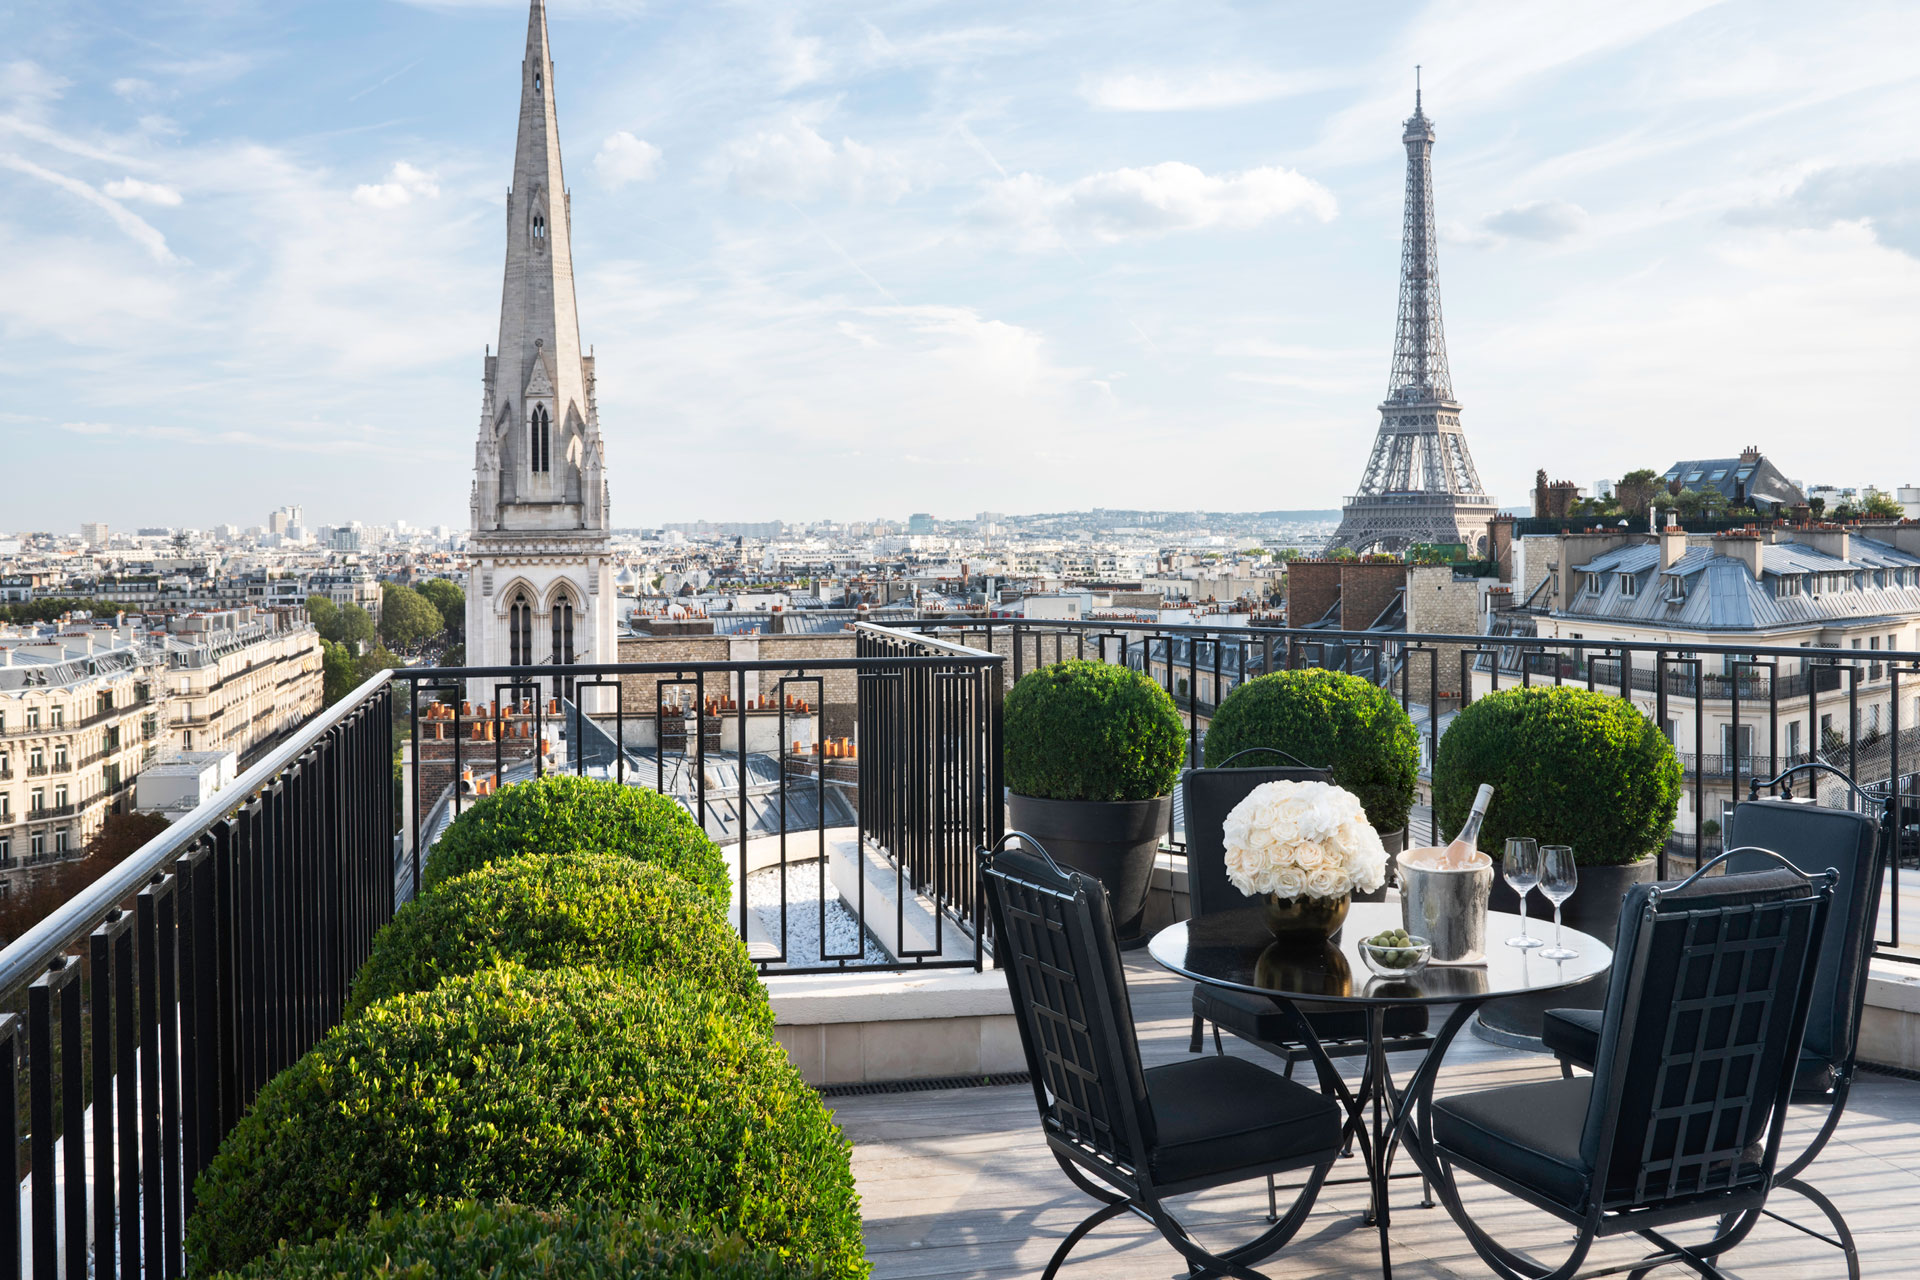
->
[837,950,1919,1279]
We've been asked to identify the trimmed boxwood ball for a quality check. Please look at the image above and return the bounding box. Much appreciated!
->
[1432,685,1680,866]
[216,1202,835,1280]
[424,773,728,906]
[346,853,768,1025]
[187,967,866,1279]
[1203,669,1419,834]
[1004,660,1185,802]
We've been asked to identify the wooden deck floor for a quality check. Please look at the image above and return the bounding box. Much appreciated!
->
[835,950,1920,1279]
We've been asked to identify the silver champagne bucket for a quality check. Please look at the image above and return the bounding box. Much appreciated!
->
[1399,849,1492,965]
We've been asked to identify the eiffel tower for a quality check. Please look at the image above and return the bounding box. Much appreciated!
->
[1327,77,1497,555]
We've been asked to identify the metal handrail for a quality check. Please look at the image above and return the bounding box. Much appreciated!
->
[0,667,396,999]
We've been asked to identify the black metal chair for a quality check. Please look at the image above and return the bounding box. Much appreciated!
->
[1421,853,1835,1280]
[1542,763,1889,1278]
[981,831,1346,1279]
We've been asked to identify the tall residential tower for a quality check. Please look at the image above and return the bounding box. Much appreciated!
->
[466,0,614,701]
[1327,81,1497,555]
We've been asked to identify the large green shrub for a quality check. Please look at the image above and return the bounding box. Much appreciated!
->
[1203,669,1420,833]
[188,967,865,1278]
[1003,660,1185,802]
[347,853,767,1024]
[425,774,728,905]
[217,1203,834,1279]
[1432,685,1680,866]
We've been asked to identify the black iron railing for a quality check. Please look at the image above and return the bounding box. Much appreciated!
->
[891,617,1920,963]
[0,668,397,1278]
[398,623,1003,977]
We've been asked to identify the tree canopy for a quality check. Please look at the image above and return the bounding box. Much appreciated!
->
[379,584,442,649]
[416,579,465,637]
[321,639,360,706]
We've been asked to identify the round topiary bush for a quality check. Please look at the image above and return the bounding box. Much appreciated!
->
[424,774,728,905]
[216,1202,835,1280]
[1432,685,1680,866]
[1004,660,1185,801]
[188,967,865,1279]
[1203,669,1420,834]
[346,853,767,1025]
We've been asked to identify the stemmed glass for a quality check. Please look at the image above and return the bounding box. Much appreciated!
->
[1503,838,1542,948]
[1539,845,1579,960]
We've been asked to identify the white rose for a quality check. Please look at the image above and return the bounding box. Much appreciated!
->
[1270,865,1308,899]
[1306,865,1346,898]
[1289,841,1327,872]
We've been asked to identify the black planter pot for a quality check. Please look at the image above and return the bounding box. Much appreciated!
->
[1476,857,1659,1046]
[1007,792,1173,948]
[1351,828,1406,904]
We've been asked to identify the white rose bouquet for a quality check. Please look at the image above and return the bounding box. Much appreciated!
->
[1222,779,1388,901]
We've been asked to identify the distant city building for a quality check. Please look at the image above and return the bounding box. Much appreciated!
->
[908,513,936,535]
[1329,82,1497,554]
[79,523,109,549]
[466,2,614,705]
[1659,448,1804,511]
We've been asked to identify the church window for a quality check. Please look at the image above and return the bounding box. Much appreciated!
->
[530,405,551,473]
[509,592,533,667]
[532,214,546,242]
[534,71,542,93]
[552,598,575,666]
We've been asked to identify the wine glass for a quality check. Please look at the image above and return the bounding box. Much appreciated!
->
[1539,845,1579,960]
[1503,837,1542,948]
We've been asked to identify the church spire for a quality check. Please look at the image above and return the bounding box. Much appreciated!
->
[474,0,605,534]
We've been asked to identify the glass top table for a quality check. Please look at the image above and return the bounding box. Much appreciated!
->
[1148,901,1612,1005]
[1148,901,1613,1280]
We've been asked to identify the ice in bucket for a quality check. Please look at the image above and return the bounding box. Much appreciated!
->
[1399,846,1492,964]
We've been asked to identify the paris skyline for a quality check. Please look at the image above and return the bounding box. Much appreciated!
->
[3,0,1917,531]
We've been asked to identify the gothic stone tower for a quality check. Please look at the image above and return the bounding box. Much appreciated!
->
[1327,82,1497,555]
[466,0,614,703]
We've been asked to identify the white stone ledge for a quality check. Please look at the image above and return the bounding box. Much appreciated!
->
[765,966,1010,1026]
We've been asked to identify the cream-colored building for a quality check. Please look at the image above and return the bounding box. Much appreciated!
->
[0,622,157,867]
[1514,523,1920,828]
[0,608,322,872]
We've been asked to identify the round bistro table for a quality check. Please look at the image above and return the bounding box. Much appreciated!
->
[1148,902,1612,1280]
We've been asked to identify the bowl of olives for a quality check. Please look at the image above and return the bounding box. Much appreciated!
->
[1360,929,1431,978]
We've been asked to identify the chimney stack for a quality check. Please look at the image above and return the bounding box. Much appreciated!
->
[1659,522,1689,570]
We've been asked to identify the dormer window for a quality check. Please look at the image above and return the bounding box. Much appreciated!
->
[1618,573,1637,598]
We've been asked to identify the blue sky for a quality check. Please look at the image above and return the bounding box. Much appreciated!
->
[3,0,1917,532]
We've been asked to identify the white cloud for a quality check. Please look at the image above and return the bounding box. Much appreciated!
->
[0,153,174,261]
[594,131,660,187]
[973,161,1337,248]
[1083,68,1348,112]
[103,177,183,206]
[719,116,907,203]
[1480,199,1589,244]
[111,78,154,100]
[0,60,69,112]
[351,161,440,208]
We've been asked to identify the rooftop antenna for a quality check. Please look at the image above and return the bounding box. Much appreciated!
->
[1415,65,1422,112]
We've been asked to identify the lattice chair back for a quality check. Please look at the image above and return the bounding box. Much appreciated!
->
[1726,798,1884,1074]
[983,837,1155,1175]
[1181,748,1332,916]
[1581,861,1831,1211]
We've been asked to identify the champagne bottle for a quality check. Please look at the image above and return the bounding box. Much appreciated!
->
[1444,784,1494,868]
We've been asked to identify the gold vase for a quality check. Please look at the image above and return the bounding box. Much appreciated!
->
[1262,892,1350,945]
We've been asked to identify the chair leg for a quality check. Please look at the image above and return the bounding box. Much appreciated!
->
[1428,1157,1596,1280]
[1559,1057,1574,1080]
[1775,1178,1862,1280]
[1266,1173,1278,1223]
[1189,1013,1204,1054]
[1213,1023,1225,1055]
[1040,1200,1131,1280]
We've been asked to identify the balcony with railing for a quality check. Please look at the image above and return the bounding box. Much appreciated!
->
[0,620,1910,1277]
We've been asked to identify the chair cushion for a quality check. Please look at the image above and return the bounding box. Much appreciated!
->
[1547,1005,1835,1098]
[1193,984,1428,1047]
[1542,1007,1601,1069]
[1145,1055,1343,1186]
[1433,1077,1593,1212]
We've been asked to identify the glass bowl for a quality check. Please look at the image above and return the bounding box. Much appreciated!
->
[1359,935,1432,978]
